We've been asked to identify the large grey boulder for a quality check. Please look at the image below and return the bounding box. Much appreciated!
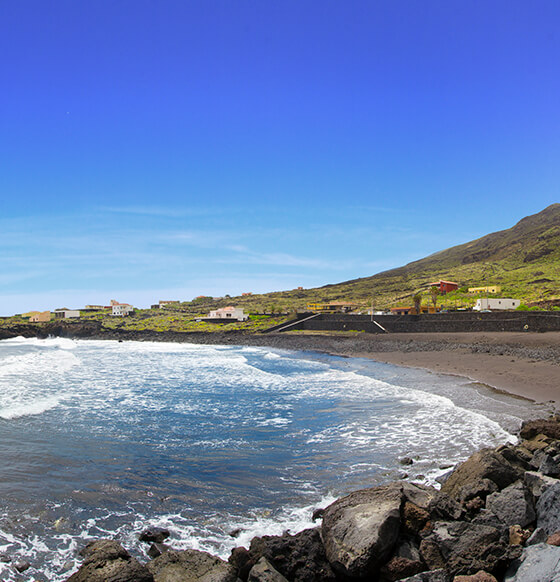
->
[537,482,560,535]
[247,557,288,582]
[420,521,518,576]
[147,549,238,582]
[485,481,536,527]
[440,449,521,500]
[504,543,560,581]
[66,539,153,582]
[321,482,427,578]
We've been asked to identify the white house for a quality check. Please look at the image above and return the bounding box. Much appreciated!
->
[111,300,134,316]
[207,306,248,321]
[473,298,521,311]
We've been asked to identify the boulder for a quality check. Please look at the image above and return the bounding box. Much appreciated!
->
[536,481,560,534]
[519,418,560,441]
[504,543,560,581]
[496,445,533,471]
[400,569,451,581]
[523,435,551,453]
[147,549,238,582]
[13,561,30,573]
[485,481,536,528]
[148,543,172,559]
[539,453,560,477]
[457,479,498,505]
[379,556,425,581]
[441,449,521,501]
[526,528,548,546]
[229,547,255,581]
[65,539,153,582]
[453,572,497,582]
[547,532,560,546]
[419,539,446,570]
[429,492,464,521]
[247,557,289,582]
[524,471,559,498]
[395,539,422,562]
[420,521,519,577]
[403,501,430,535]
[321,482,404,578]
[245,528,336,582]
[139,527,171,544]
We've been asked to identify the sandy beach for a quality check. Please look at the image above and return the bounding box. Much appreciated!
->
[223,331,560,407]
[355,332,560,406]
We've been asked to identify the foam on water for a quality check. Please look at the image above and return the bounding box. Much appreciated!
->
[0,337,547,581]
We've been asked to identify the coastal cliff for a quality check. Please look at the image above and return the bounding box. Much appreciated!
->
[65,417,560,582]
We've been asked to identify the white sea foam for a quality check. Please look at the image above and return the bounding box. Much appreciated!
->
[0,396,62,420]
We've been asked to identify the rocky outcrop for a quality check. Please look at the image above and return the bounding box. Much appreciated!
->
[320,482,434,579]
[147,549,239,582]
[65,416,560,582]
[65,539,153,582]
[230,528,337,582]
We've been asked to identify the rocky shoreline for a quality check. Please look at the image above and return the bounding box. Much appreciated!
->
[60,417,560,582]
[4,321,560,365]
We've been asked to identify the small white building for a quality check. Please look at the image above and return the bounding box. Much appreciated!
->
[207,306,248,321]
[54,309,81,319]
[111,301,134,316]
[473,298,521,311]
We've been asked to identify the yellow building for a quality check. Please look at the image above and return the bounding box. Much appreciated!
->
[468,286,501,294]
[29,311,52,323]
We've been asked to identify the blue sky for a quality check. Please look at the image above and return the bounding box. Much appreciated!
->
[1,1,559,314]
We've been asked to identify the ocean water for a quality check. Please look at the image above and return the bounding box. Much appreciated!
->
[0,337,548,581]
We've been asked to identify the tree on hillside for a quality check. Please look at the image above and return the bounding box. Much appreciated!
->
[430,286,439,311]
[412,293,422,315]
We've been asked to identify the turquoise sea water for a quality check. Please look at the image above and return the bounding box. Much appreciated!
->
[0,337,547,581]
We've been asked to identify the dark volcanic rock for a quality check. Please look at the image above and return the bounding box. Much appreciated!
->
[440,449,521,500]
[147,542,172,559]
[379,556,425,581]
[504,542,560,581]
[428,491,464,521]
[245,528,336,582]
[66,539,153,582]
[536,481,560,534]
[139,527,171,543]
[420,521,519,577]
[320,483,404,578]
[519,418,560,441]
[399,569,451,581]
[247,557,289,582]
[147,549,238,582]
[485,481,536,528]
[229,547,255,581]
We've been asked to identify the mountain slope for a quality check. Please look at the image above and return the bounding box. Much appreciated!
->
[238,204,560,310]
[315,203,560,307]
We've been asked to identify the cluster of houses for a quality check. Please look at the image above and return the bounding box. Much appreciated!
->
[24,300,135,322]
[21,279,524,325]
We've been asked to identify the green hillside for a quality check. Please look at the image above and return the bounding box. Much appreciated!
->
[229,203,560,312]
